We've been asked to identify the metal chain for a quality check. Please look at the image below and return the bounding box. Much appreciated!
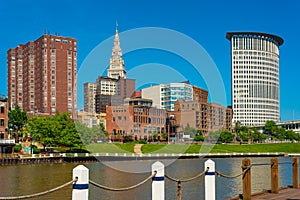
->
[89,172,156,191]
[0,179,76,200]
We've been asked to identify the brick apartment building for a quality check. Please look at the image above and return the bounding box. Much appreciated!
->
[0,96,8,139]
[106,98,167,141]
[7,33,77,116]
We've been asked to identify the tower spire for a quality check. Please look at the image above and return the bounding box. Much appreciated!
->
[108,24,126,79]
[116,20,118,34]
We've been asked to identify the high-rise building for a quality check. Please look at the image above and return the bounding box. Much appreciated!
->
[141,81,193,111]
[84,82,97,113]
[7,33,77,116]
[107,28,126,79]
[94,76,135,113]
[93,27,135,114]
[226,32,283,126]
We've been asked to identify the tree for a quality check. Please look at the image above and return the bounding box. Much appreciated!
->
[27,112,83,150]
[286,130,299,141]
[249,128,267,142]
[184,124,197,138]
[8,105,27,142]
[219,130,234,143]
[194,130,204,141]
[264,120,277,139]
[161,132,168,141]
[274,127,286,141]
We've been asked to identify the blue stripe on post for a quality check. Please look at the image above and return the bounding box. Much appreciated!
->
[205,172,215,175]
[73,184,89,189]
[152,176,164,181]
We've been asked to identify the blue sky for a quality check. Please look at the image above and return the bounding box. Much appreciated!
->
[0,0,299,121]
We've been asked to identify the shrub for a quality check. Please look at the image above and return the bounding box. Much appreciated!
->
[14,144,22,152]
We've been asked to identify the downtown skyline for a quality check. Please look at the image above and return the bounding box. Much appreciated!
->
[0,0,299,122]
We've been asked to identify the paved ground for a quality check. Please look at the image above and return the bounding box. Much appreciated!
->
[252,187,300,200]
[134,144,143,154]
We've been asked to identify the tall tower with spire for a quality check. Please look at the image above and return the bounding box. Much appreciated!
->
[108,25,126,79]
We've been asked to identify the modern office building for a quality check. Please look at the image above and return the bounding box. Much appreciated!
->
[141,81,193,111]
[84,82,97,113]
[7,33,77,116]
[226,32,283,126]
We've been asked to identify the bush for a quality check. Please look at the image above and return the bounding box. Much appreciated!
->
[137,140,147,144]
[14,144,22,152]
[31,145,40,154]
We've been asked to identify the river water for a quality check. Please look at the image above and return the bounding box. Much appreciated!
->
[0,157,297,200]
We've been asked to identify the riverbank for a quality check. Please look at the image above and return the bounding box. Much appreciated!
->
[86,142,300,154]
[1,152,299,165]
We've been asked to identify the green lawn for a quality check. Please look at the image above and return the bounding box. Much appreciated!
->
[82,143,300,154]
[85,143,135,153]
[141,144,190,154]
[185,143,300,154]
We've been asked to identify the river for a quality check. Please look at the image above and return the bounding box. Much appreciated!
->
[0,157,297,200]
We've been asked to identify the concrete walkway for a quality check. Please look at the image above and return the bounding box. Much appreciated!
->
[134,144,143,154]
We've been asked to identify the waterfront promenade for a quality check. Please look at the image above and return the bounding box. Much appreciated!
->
[251,187,300,199]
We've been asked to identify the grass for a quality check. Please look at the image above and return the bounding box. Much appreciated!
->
[85,143,135,153]
[142,144,190,154]
[185,143,300,154]
[74,142,300,154]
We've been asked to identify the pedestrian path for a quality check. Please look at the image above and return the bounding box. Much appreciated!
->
[134,144,143,154]
[251,187,300,200]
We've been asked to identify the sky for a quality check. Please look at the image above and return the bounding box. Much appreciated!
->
[0,0,299,122]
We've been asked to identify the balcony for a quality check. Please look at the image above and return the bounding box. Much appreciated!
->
[0,139,15,145]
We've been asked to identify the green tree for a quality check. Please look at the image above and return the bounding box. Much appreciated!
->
[249,128,267,142]
[8,105,27,142]
[286,130,299,141]
[27,113,83,150]
[184,124,197,138]
[194,130,204,141]
[264,120,277,139]
[274,127,286,141]
[219,130,234,143]
[161,132,168,141]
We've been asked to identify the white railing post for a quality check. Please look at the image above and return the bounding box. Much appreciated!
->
[205,159,215,200]
[72,165,89,200]
[152,161,165,200]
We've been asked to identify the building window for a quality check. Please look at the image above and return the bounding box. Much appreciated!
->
[0,119,4,126]
[0,107,4,113]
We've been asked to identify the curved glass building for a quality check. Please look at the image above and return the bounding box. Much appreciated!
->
[226,32,284,126]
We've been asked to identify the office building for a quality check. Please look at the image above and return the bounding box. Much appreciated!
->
[142,81,193,111]
[7,33,77,116]
[84,82,97,113]
[226,32,283,126]
[94,76,135,113]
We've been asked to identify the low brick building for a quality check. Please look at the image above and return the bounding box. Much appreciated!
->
[106,103,167,141]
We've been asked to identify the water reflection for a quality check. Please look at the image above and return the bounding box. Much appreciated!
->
[0,157,298,200]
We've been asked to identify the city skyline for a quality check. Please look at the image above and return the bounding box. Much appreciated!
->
[0,1,299,121]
